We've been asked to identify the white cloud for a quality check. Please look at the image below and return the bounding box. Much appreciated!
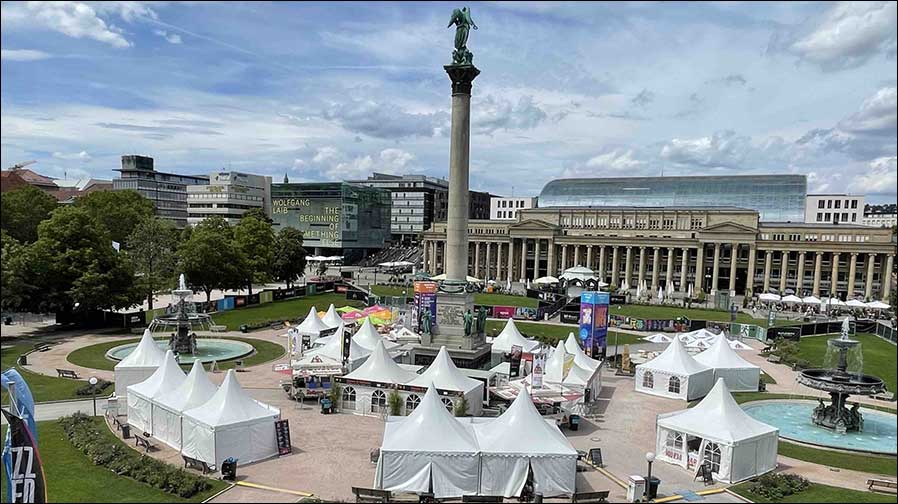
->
[23,1,132,48]
[797,86,896,160]
[1,49,53,61]
[323,100,446,139]
[312,146,340,164]
[851,155,898,194]
[153,29,182,44]
[473,95,547,134]
[52,150,92,162]
[660,130,750,168]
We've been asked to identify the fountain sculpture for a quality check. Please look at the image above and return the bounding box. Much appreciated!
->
[797,318,886,433]
[147,274,214,356]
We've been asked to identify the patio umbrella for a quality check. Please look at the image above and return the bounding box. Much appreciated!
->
[759,293,780,303]
[534,276,560,285]
[781,294,802,304]
[801,295,822,305]
[867,300,890,310]
[657,287,663,302]
[845,299,867,309]
[827,297,845,307]
[526,279,531,289]
[642,333,672,344]
[688,283,694,298]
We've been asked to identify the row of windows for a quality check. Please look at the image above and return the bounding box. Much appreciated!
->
[497,199,528,208]
[761,233,869,243]
[815,212,858,223]
[341,387,453,414]
[642,371,680,394]
[188,192,262,201]
[496,210,517,218]
[817,199,859,210]
[559,214,703,230]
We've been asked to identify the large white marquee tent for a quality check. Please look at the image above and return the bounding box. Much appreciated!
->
[305,322,371,370]
[490,318,540,354]
[151,360,219,450]
[181,370,281,468]
[293,306,331,347]
[114,329,166,399]
[635,337,714,401]
[655,379,778,483]
[127,350,186,435]
[408,346,484,416]
[321,304,344,329]
[352,318,401,351]
[693,336,761,392]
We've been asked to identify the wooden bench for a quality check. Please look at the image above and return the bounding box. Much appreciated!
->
[766,355,782,364]
[867,478,898,493]
[209,324,227,332]
[873,391,894,401]
[134,435,154,453]
[571,490,610,503]
[111,416,125,431]
[33,343,51,352]
[351,487,391,503]
[56,368,80,379]
[182,455,214,475]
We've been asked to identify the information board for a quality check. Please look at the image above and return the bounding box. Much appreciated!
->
[275,419,292,456]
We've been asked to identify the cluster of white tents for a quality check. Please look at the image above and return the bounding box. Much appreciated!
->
[114,329,167,399]
[289,305,344,351]
[757,293,890,310]
[376,386,577,499]
[635,333,761,400]
[642,329,752,351]
[125,349,280,468]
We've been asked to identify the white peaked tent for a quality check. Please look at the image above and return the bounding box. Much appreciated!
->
[694,336,760,392]
[543,341,572,384]
[114,329,166,399]
[321,304,344,329]
[353,318,400,351]
[490,318,540,354]
[376,386,480,499]
[343,341,419,384]
[296,306,330,342]
[409,346,484,416]
[564,333,601,373]
[635,337,714,401]
[656,379,778,483]
[181,370,281,467]
[643,333,672,344]
[152,361,219,449]
[474,390,578,498]
[307,322,371,370]
[127,350,186,435]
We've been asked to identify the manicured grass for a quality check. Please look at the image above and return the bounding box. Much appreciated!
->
[777,440,897,477]
[211,293,362,330]
[0,419,228,503]
[1,344,86,404]
[729,481,896,503]
[612,303,767,326]
[370,285,539,308]
[798,333,897,393]
[484,320,643,346]
[67,337,284,372]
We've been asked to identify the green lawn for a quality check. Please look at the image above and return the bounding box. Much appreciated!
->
[211,292,362,330]
[1,344,86,404]
[370,285,539,308]
[484,320,643,347]
[777,440,896,476]
[67,337,285,372]
[798,333,897,393]
[611,304,770,326]
[729,481,896,503]
[0,419,228,503]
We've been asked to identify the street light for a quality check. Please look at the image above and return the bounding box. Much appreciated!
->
[88,376,99,416]
[645,451,656,500]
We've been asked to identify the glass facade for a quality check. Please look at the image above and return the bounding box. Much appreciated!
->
[539,175,807,222]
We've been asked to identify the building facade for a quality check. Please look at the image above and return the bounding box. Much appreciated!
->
[349,173,449,241]
[864,204,897,228]
[270,182,391,260]
[113,155,209,227]
[422,206,896,301]
[805,194,864,225]
[490,197,537,221]
[186,172,272,226]
[539,175,807,222]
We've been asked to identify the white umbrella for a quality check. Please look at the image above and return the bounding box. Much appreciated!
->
[827,297,845,307]
[801,295,822,305]
[526,279,531,289]
[845,299,867,309]
[642,333,672,344]
[506,279,512,291]
[688,283,694,298]
[657,287,663,303]
[867,300,890,310]
[781,294,802,304]
[728,339,753,350]
[759,293,780,303]
[534,276,560,285]
[559,266,596,281]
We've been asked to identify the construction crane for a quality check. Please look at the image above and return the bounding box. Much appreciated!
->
[7,160,36,171]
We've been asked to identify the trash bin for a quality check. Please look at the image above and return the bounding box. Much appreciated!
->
[240,324,248,333]
[221,457,238,481]
[121,424,131,439]
[646,476,661,500]
[569,414,581,431]
[626,475,645,503]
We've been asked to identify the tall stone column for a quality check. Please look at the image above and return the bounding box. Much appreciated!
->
[680,248,689,292]
[474,241,481,278]
[865,253,876,300]
[728,244,738,294]
[443,64,479,284]
[651,247,661,291]
[506,240,515,282]
[711,243,721,294]
[587,245,593,271]
[763,250,773,292]
[830,252,840,295]
[611,246,620,286]
[520,239,528,281]
[561,244,567,272]
[547,240,555,277]
[574,244,581,267]
[846,253,857,297]
[624,246,633,288]
[696,245,705,293]
[484,242,492,280]
[745,245,756,294]
[599,246,607,282]
[496,242,503,281]
[796,252,805,296]
[666,247,675,290]
[882,254,893,301]
[637,247,647,289]
[812,251,823,297]
[779,251,789,293]
[533,239,541,279]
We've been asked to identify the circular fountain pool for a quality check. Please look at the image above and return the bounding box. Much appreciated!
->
[106,339,255,365]
[743,400,897,455]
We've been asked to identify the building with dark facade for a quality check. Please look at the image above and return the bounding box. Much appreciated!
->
[349,173,449,242]
[113,155,209,227]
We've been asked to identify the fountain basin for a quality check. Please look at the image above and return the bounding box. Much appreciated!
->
[107,338,254,365]
[798,368,885,395]
[743,400,897,455]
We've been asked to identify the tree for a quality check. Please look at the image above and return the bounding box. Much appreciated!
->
[454,396,470,417]
[127,216,179,310]
[272,228,307,288]
[388,389,403,416]
[178,217,245,303]
[6,206,141,315]
[76,189,154,245]
[1,230,26,311]
[233,212,275,295]
[0,185,58,243]
[242,207,273,224]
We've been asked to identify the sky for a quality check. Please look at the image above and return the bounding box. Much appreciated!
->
[1,1,896,202]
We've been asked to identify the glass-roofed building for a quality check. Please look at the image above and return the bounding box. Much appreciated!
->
[539,174,807,222]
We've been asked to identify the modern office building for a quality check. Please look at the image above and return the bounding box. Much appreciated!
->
[491,196,537,221]
[469,190,493,221]
[113,155,208,227]
[863,204,898,228]
[349,173,449,242]
[270,181,391,261]
[539,175,807,222]
[805,194,864,225]
[422,206,895,301]
[186,172,272,226]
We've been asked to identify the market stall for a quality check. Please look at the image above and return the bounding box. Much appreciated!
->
[693,335,760,392]
[635,337,714,401]
[127,350,186,434]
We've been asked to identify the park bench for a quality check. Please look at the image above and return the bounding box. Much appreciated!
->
[867,478,897,493]
[33,343,51,352]
[209,324,227,332]
[182,455,214,475]
[111,416,125,431]
[462,496,503,503]
[766,355,782,364]
[351,487,391,503]
[571,490,610,503]
[872,391,894,401]
[56,368,80,379]
[134,434,154,453]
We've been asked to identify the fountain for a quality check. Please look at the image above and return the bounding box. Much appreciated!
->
[796,318,886,433]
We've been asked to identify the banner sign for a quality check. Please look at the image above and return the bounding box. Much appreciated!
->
[2,369,46,504]
[531,353,545,388]
[413,281,438,332]
[508,345,523,378]
[490,306,539,320]
[341,326,352,364]
[579,291,609,357]
[274,419,292,456]
[609,315,689,332]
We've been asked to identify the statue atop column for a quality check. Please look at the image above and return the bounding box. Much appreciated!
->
[447,7,478,66]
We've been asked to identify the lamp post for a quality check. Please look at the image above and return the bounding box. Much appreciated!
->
[645,451,656,500]
[88,376,99,416]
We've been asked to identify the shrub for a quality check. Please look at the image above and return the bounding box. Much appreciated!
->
[454,396,470,417]
[745,473,809,501]
[388,389,403,416]
[58,414,213,498]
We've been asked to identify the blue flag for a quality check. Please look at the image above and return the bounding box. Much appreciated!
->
[3,369,42,503]
[1,370,37,439]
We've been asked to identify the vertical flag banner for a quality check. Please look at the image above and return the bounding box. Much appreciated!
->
[531,354,545,389]
[508,345,523,378]
[2,369,46,503]
[580,291,610,358]
[413,281,438,332]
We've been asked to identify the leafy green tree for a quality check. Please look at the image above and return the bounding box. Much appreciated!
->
[0,185,58,243]
[233,212,275,295]
[127,216,180,310]
[454,396,469,417]
[7,206,141,315]
[272,227,307,288]
[75,189,154,245]
[1,230,26,311]
[178,217,246,303]
[388,389,403,416]
[242,207,273,224]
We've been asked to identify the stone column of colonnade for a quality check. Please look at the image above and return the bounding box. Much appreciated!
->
[474,241,480,279]
[586,246,593,273]
[812,252,823,297]
[728,244,738,294]
[547,240,556,277]
[651,247,661,291]
[679,248,689,292]
[598,246,607,282]
[746,246,756,293]
[710,243,721,294]
[496,242,503,281]
[847,253,857,298]
[865,253,876,299]
[624,247,633,288]
[762,251,773,292]
[560,244,567,272]
[830,252,840,296]
[507,239,515,283]
[883,254,894,301]
[695,245,705,293]
[484,242,491,280]
[779,251,789,294]
[573,245,580,267]
[520,239,528,281]
[637,247,647,290]
[533,239,541,279]
[795,252,805,296]
[611,246,620,286]
[665,248,675,291]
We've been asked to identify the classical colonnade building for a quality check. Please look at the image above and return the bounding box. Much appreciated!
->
[422,207,896,301]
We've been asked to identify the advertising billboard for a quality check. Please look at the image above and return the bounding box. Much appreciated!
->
[579,291,610,358]
[271,196,344,248]
[414,281,438,333]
